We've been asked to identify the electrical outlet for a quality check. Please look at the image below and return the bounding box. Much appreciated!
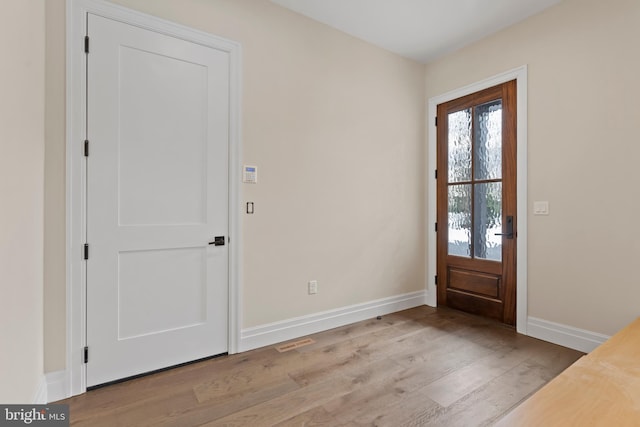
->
[308,280,318,295]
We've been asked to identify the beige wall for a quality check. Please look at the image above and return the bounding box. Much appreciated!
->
[425,0,640,335]
[43,0,426,371]
[0,0,45,402]
[44,0,67,374]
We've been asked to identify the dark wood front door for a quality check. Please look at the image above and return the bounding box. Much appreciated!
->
[436,80,517,325]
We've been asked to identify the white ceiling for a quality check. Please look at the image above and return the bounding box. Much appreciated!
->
[271,0,562,63]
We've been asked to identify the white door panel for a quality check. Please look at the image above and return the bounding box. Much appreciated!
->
[118,45,208,226]
[117,247,207,340]
[86,13,229,387]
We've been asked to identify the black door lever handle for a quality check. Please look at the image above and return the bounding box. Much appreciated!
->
[209,236,225,246]
[494,216,514,239]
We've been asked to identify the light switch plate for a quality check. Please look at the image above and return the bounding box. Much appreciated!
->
[534,201,549,215]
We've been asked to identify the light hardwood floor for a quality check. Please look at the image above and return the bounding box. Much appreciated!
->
[59,306,583,426]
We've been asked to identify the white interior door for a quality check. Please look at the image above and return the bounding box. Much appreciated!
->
[86,13,229,387]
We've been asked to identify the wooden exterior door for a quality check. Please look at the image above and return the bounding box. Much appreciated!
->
[436,80,517,325]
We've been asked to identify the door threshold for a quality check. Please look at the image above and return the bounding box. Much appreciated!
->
[87,352,228,391]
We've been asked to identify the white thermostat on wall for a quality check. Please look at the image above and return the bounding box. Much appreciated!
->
[243,165,258,184]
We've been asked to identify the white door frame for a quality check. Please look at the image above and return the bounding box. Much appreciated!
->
[65,0,243,397]
[426,66,528,334]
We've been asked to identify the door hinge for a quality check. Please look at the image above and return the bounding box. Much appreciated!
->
[435,169,438,179]
[84,36,89,53]
[435,222,438,232]
[435,116,438,126]
[434,275,438,286]
[83,244,89,260]
[83,346,89,364]
[84,140,89,157]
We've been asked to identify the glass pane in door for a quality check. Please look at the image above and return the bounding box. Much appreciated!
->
[474,100,502,180]
[448,184,471,257]
[474,182,502,261]
[448,109,472,183]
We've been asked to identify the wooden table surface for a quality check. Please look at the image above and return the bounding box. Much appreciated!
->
[496,318,640,426]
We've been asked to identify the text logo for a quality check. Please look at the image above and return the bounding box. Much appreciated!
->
[0,405,68,426]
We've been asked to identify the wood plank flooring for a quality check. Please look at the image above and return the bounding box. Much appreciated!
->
[58,306,583,426]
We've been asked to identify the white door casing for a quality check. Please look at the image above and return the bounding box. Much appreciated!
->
[67,0,242,395]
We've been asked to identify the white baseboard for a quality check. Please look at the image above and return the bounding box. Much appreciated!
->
[239,291,428,352]
[32,375,48,404]
[45,370,68,403]
[527,317,609,353]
